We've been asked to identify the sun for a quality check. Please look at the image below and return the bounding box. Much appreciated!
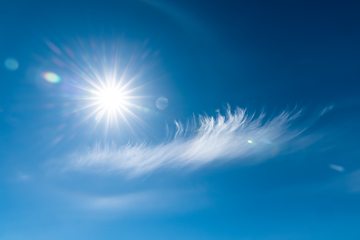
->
[45,37,154,135]
[82,78,145,133]
[88,81,130,123]
[97,86,124,111]
[75,70,147,134]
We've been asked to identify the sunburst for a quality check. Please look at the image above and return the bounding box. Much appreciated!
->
[77,70,147,135]
[44,38,153,135]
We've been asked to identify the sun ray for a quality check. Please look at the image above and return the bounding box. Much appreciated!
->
[43,38,158,138]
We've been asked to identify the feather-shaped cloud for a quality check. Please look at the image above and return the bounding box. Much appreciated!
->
[65,106,317,176]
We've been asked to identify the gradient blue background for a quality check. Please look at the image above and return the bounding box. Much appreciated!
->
[1,0,360,239]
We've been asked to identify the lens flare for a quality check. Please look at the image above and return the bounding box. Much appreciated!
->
[43,72,61,83]
[156,97,168,110]
[4,58,19,71]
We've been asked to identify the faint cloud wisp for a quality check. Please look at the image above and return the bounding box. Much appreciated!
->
[79,189,207,213]
[329,164,344,172]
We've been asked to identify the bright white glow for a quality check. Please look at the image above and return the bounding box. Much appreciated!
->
[98,87,124,111]
[44,38,150,134]
[77,74,146,134]
[87,81,132,127]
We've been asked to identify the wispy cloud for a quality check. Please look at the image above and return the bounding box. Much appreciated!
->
[64,106,320,176]
[75,189,208,213]
[85,192,157,211]
[329,164,344,172]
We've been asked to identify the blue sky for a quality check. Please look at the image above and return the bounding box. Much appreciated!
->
[1,0,360,239]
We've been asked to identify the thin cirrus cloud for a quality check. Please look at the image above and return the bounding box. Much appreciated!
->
[74,189,208,213]
[64,106,322,176]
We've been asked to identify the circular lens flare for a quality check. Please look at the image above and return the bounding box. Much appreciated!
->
[156,97,168,110]
[43,72,61,83]
[4,58,19,71]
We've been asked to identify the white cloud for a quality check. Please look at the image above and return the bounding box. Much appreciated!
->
[329,164,344,172]
[53,188,208,215]
[64,106,318,176]
[79,189,208,213]
[344,169,360,193]
[84,191,160,211]
[16,172,31,181]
